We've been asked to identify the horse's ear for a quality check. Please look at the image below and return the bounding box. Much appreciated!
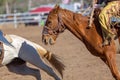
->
[54,4,60,9]
[54,4,60,13]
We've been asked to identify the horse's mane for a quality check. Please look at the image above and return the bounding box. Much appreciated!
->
[50,5,89,29]
[50,5,89,22]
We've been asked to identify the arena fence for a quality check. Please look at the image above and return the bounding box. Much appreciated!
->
[0,12,49,28]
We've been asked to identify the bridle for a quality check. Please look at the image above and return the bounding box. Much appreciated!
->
[43,13,66,36]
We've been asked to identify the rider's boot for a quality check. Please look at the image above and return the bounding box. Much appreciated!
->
[102,33,116,46]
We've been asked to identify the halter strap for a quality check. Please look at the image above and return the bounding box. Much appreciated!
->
[43,14,66,35]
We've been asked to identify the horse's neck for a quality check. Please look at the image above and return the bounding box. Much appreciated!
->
[63,12,105,54]
[62,13,89,41]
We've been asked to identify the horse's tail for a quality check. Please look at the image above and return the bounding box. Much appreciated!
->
[43,51,65,78]
[36,46,65,78]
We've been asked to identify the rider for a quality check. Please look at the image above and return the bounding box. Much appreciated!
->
[89,0,120,46]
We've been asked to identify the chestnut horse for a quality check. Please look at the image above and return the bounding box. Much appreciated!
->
[42,5,120,80]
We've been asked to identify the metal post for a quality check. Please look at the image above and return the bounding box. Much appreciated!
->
[14,10,17,28]
[28,0,32,10]
[38,13,41,27]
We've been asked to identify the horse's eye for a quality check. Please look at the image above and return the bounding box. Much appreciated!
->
[47,21,51,24]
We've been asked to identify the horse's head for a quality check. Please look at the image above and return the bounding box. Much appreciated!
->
[42,5,66,45]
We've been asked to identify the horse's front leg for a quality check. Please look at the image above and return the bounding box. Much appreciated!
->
[105,48,120,80]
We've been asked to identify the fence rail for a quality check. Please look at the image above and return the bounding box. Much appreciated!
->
[0,12,49,28]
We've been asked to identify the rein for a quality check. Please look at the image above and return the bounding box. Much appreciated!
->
[43,13,66,35]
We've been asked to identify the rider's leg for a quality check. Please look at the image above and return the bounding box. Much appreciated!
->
[98,2,117,46]
[101,28,116,46]
[18,42,61,80]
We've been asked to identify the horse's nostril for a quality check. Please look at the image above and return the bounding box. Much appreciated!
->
[42,38,44,43]
[42,38,48,45]
[49,38,52,45]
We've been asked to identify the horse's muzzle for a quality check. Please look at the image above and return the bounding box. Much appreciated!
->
[42,34,55,45]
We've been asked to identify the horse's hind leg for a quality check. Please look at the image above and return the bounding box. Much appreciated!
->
[6,63,41,80]
[105,50,120,80]
[18,42,60,80]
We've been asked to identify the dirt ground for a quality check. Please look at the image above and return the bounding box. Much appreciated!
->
[0,24,119,80]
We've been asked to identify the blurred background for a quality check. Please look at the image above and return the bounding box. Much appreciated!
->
[0,0,91,14]
[0,0,92,28]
